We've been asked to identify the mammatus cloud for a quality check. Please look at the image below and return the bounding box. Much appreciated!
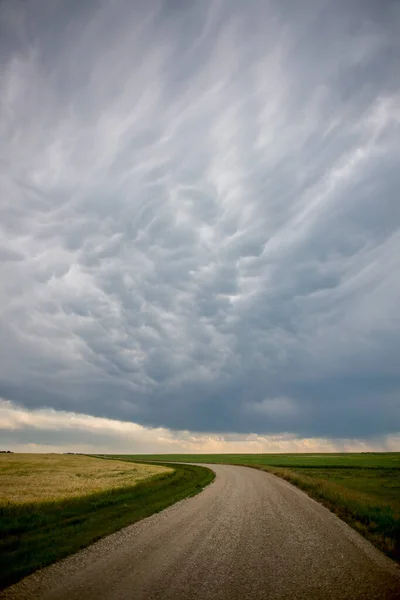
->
[2,400,399,454]
[0,0,399,449]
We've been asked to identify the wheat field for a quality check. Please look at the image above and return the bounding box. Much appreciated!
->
[0,453,171,503]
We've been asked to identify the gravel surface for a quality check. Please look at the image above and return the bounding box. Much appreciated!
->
[2,464,400,600]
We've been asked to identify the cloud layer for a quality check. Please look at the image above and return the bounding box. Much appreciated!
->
[2,400,399,454]
[1,0,399,444]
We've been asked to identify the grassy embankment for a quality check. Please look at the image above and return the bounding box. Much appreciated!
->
[0,454,214,590]
[126,452,400,562]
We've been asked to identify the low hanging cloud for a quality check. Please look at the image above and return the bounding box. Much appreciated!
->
[0,0,399,448]
[248,398,299,419]
[1,400,399,454]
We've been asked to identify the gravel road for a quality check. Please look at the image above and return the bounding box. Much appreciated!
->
[2,464,400,600]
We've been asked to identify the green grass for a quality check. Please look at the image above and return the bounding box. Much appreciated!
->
[0,457,214,590]
[124,453,400,562]
[251,465,400,562]
[124,452,400,469]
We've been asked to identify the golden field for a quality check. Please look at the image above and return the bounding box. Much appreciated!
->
[0,453,171,504]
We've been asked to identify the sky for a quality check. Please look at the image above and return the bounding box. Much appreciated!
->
[1,0,399,454]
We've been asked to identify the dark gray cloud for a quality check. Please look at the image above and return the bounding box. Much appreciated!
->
[1,0,399,440]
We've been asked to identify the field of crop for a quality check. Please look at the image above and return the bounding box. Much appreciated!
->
[0,454,214,590]
[125,453,400,561]
[0,453,171,503]
[125,452,400,468]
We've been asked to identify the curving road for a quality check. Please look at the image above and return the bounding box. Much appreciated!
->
[2,464,400,600]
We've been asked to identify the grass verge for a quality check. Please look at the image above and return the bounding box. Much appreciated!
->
[252,464,400,562]
[0,458,214,590]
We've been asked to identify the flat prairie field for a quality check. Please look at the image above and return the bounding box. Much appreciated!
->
[0,453,171,503]
[123,452,400,469]
[123,453,400,561]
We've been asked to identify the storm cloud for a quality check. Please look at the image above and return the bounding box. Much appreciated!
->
[1,0,399,448]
